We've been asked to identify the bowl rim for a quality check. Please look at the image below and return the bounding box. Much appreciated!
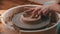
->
[1,5,60,32]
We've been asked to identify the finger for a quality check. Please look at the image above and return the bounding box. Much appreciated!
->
[23,6,34,10]
[24,8,34,14]
[32,7,41,14]
[43,9,49,15]
[40,7,49,15]
[23,8,35,17]
[34,8,41,18]
[24,8,34,12]
[38,9,42,15]
[45,9,50,15]
[30,7,41,18]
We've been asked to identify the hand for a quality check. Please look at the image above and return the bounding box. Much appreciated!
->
[24,6,42,18]
[50,4,60,13]
[39,3,60,15]
[39,6,50,15]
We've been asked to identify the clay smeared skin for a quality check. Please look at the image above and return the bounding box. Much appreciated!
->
[20,7,42,24]
[20,6,58,25]
[24,7,41,18]
[20,7,50,24]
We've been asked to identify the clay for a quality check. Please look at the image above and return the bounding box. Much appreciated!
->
[20,7,42,24]
[20,6,58,25]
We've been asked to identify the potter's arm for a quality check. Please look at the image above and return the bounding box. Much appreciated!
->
[41,0,60,14]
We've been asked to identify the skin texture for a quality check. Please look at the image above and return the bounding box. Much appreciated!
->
[24,6,42,18]
[40,0,60,15]
[24,0,60,17]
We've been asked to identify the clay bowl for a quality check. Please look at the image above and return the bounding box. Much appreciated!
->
[20,14,41,24]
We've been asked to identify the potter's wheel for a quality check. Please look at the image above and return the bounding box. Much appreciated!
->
[12,12,50,29]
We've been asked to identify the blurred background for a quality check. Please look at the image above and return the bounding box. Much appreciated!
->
[0,0,55,10]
